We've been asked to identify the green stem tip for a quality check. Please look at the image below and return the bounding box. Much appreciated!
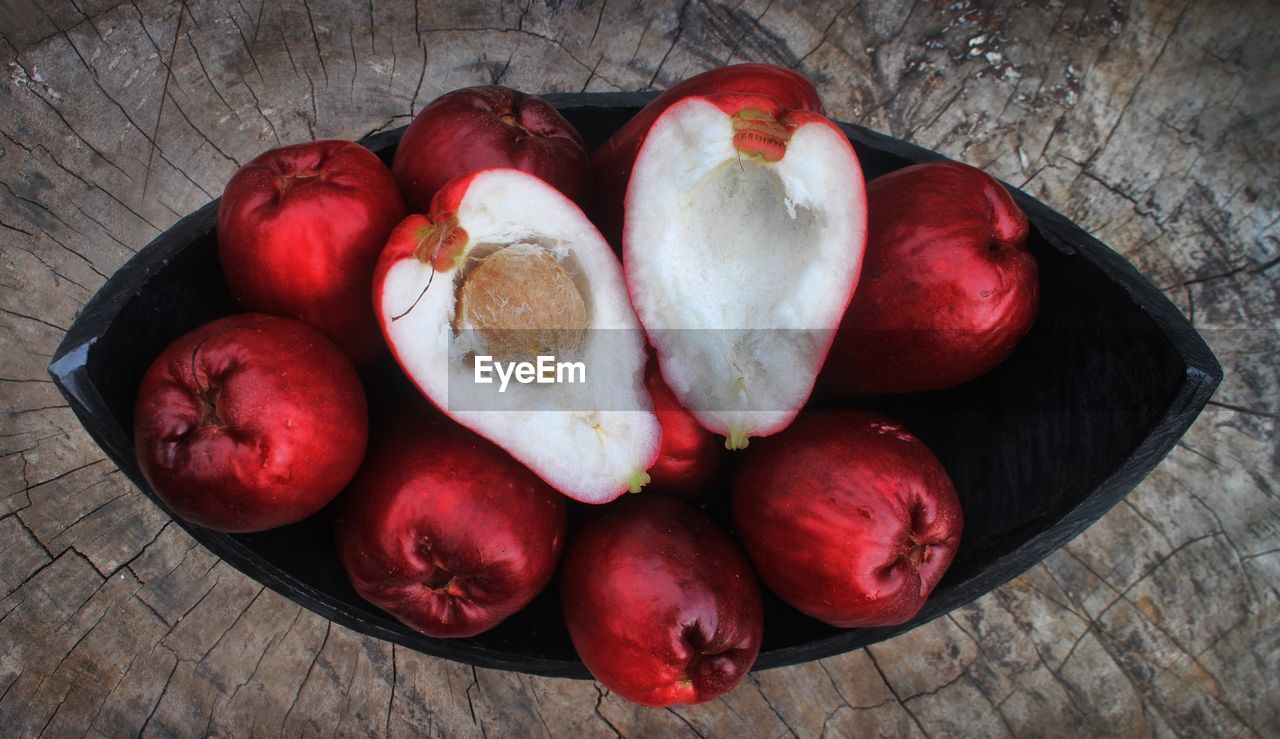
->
[626,470,651,494]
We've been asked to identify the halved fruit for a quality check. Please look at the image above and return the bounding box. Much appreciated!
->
[591,63,824,247]
[624,94,867,448]
[374,169,661,503]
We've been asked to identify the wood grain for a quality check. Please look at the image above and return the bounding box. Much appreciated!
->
[2,0,1276,735]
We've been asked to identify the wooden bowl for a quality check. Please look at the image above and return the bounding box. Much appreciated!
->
[48,92,1221,678]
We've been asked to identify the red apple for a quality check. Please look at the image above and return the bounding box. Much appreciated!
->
[335,414,565,638]
[592,63,824,246]
[820,161,1038,397]
[644,360,720,497]
[624,93,866,449]
[218,140,406,366]
[560,496,763,706]
[133,314,368,533]
[732,410,962,628]
[392,86,590,211]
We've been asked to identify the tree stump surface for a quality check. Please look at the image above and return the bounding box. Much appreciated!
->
[2,1,1277,735]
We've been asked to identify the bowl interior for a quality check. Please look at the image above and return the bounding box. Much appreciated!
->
[52,97,1215,677]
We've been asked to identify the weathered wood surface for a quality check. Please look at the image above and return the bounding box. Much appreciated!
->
[1,0,1277,735]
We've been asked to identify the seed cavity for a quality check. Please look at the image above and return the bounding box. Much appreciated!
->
[454,244,588,362]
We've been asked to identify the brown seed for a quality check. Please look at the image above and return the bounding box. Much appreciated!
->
[457,244,588,361]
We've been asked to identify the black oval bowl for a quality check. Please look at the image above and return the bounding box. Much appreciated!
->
[48,92,1221,678]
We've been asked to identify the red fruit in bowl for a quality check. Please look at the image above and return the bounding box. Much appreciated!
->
[373,169,660,504]
[561,496,762,706]
[820,161,1038,397]
[592,63,824,246]
[732,410,963,628]
[625,93,866,449]
[134,314,368,533]
[335,414,566,638]
[644,361,721,497]
[392,85,590,211]
[218,140,406,366]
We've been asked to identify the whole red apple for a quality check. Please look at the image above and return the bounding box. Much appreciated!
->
[218,140,406,366]
[644,361,720,497]
[391,86,590,211]
[820,160,1038,397]
[732,410,963,628]
[592,63,824,246]
[560,496,763,706]
[134,314,368,533]
[335,414,566,638]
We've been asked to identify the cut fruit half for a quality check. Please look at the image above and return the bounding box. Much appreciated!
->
[624,95,867,448]
[591,63,825,248]
[374,169,661,503]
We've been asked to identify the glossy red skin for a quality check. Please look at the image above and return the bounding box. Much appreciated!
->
[625,94,865,442]
[732,411,962,628]
[644,361,721,497]
[560,496,763,706]
[392,86,590,211]
[592,63,824,246]
[218,140,406,366]
[133,314,368,533]
[335,415,565,638]
[820,161,1038,397]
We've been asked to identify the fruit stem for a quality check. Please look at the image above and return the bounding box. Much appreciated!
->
[725,428,750,451]
[626,470,651,494]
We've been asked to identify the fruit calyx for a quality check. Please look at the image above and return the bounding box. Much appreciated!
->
[731,108,793,163]
[196,385,226,429]
[420,556,467,596]
[426,575,466,597]
[276,169,323,195]
[411,214,469,272]
[906,539,927,568]
[905,501,930,567]
[499,111,529,136]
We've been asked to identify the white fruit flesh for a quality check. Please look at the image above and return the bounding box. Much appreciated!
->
[624,98,866,447]
[379,170,660,503]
